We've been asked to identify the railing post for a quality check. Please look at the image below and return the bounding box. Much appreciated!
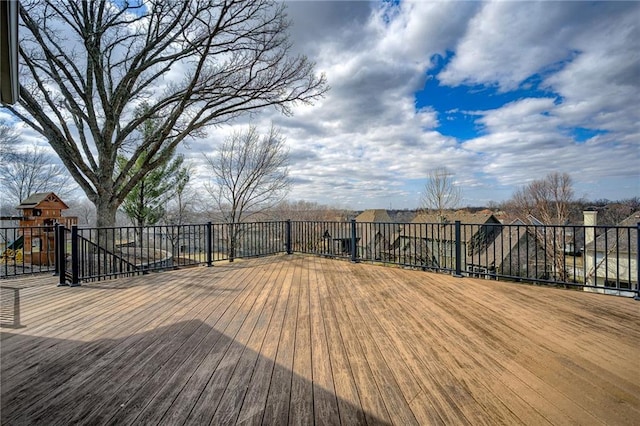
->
[635,222,640,301]
[70,225,80,287]
[454,221,462,277]
[350,219,358,263]
[286,220,292,255]
[57,225,68,286]
[53,223,60,277]
[206,222,213,267]
[229,223,236,263]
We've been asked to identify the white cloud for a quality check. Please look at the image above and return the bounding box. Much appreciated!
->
[187,1,639,208]
[439,2,593,91]
[463,98,639,188]
[8,1,639,209]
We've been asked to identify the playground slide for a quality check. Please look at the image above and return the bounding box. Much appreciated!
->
[6,235,24,251]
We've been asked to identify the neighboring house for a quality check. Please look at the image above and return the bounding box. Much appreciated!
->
[355,209,395,261]
[468,219,549,279]
[526,214,583,255]
[584,211,639,297]
[393,212,502,271]
[391,224,439,268]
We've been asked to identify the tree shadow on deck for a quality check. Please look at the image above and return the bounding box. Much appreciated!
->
[1,320,391,425]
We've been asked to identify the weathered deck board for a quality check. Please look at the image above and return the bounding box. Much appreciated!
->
[1,255,639,425]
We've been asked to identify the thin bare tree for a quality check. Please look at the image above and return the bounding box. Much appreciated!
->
[0,144,75,206]
[160,172,199,257]
[65,198,96,227]
[204,125,290,260]
[5,0,327,227]
[420,166,462,221]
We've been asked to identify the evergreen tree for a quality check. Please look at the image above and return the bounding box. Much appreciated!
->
[117,107,190,246]
[118,151,189,231]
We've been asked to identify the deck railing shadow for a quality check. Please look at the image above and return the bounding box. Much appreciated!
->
[0,287,23,329]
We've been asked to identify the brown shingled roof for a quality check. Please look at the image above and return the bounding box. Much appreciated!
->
[412,211,499,225]
[593,211,639,254]
[16,192,69,210]
[355,209,392,223]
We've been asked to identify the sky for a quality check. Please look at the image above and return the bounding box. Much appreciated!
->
[4,0,640,210]
[199,0,638,209]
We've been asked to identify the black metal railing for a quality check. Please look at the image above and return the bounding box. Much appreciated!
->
[2,219,638,298]
[1,225,58,278]
[291,220,639,298]
[56,221,287,284]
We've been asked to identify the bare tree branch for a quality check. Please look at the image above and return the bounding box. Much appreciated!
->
[204,124,290,259]
[420,166,462,221]
[5,0,327,226]
[508,172,575,281]
[0,144,76,206]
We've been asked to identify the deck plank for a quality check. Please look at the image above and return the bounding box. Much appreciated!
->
[209,260,288,425]
[322,262,392,425]
[1,255,638,425]
[326,264,419,425]
[234,257,295,425]
[1,275,201,419]
[308,257,341,426]
[26,268,231,424]
[288,254,315,424]
[95,264,261,425]
[261,257,301,425]
[312,257,368,426]
[173,260,278,425]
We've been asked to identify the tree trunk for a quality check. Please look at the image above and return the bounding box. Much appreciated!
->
[95,199,118,228]
[94,197,119,257]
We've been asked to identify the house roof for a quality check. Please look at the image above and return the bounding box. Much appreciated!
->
[16,192,69,210]
[411,211,500,225]
[593,211,639,254]
[400,211,501,242]
[355,210,395,246]
[617,211,640,227]
[355,209,392,223]
[472,223,529,269]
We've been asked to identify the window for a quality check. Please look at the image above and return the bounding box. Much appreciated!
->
[31,237,41,253]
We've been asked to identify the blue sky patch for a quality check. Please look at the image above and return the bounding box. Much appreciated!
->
[571,127,609,143]
[415,52,562,141]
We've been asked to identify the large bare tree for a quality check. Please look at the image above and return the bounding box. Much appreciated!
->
[420,166,462,220]
[510,172,574,225]
[204,125,290,259]
[4,0,327,227]
[508,172,575,281]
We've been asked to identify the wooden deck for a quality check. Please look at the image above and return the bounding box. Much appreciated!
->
[1,254,639,425]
